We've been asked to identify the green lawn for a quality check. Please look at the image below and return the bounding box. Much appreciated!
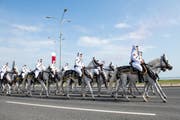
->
[158,79,180,85]
[137,79,180,86]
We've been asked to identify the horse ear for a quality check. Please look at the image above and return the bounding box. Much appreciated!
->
[110,62,112,65]
[93,57,95,60]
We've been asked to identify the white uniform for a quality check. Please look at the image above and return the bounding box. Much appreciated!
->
[22,65,30,79]
[35,60,46,78]
[139,51,144,63]
[93,60,104,75]
[74,56,84,76]
[0,64,10,79]
[50,62,57,75]
[131,46,142,72]
[63,64,70,71]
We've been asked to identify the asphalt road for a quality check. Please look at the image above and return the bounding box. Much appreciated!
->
[0,86,180,120]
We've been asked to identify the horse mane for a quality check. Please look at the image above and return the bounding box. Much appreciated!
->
[147,58,160,66]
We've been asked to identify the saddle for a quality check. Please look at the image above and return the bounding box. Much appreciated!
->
[116,64,148,83]
[117,65,146,74]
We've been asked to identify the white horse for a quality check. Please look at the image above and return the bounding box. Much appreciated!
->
[143,54,173,102]
[26,67,53,97]
[61,67,95,100]
[109,54,172,102]
[86,57,109,96]
[1,67,19,95]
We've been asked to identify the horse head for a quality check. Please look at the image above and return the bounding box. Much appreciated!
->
[108,62,115,71]
[160,54,173,72]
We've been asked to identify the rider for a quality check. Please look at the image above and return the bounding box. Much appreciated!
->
[50,61,57,77]
[0,62,10,80]
[74,52,84,85]
[99,60,108,88]
[35,59,46,78]
[62,63,70,72]
[21,65,30,79]
[130,45,144,82]
[139,51,144,63]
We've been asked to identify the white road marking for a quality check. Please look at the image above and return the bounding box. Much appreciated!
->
[6,101,156,116]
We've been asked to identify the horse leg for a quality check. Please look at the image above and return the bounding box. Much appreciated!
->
[40,87,43,97]
[127,80,136,98]
[55,79,59,95]
[7,84,11,95]
[39,80,49,97]
[21,78,26,92]
[97,76,102,97]
[151,80,167,102]
[81,79,87,98]
[59,80,64,95]
[26,79,32,96]
[108,77,115,96]
[73,82,78,92]
[120,74,130,101]
[66,79,71,99]
[156,81,167,99]
[133,80,141,95]
[16,82,21,94]
[143,82,149,102]
[85,79,95,100]
[150,85,155,95]
[46,79,50,95]
[114,79,121,100]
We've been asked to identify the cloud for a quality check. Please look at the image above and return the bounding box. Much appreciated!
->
[116,25,151,41]
[78,36,109,47]
[12,24,41,32]
[0,37,55,68]
[114,22,131,29]
[73,25,89,33]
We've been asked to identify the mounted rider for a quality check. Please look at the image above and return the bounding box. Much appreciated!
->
[0,62,10,80]
[50,61,58,78]
[130,45,144,82]
[74,52,84,85]
[35,59,46,78]
[98,60,108,87]
[21,64,30,79]
[62,63,70,72]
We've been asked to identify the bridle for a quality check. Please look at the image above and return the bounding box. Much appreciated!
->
[160,54,172,71]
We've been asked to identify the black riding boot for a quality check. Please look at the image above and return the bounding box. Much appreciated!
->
[78,76,82,85]
[138,71,144,83]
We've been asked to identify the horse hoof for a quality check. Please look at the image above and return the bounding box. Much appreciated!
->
[163,99,167,103]
[67,95,71,99]
[125,98,130,102]
[133,96,136,98]
[114,97,118,101]
[143,96,148,102]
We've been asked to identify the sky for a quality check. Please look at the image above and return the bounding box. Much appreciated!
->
[0,0,179,78]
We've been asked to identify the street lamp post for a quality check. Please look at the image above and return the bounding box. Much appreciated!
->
[46,8,70,69]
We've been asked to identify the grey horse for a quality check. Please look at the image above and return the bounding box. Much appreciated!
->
[143,54,173,102]
[26,67,53,97]
[61,67,95,100]
[109,54,172,102]
[1,67,19,95]
[87,57,108,96]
